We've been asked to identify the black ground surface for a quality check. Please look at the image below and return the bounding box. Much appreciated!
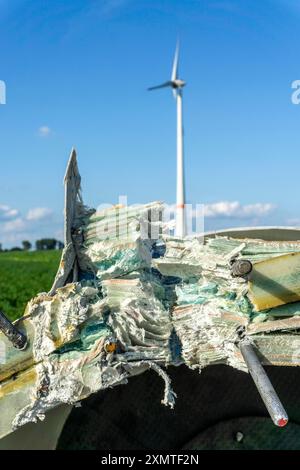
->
[58,364,300,450]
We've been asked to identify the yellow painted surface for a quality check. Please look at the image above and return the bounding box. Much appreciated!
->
[0,367,37,398]
[248,252,300,311]
[0,357,34,384]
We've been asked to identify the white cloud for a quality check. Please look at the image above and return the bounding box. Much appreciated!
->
[0,199,280,247]
[2,217,26,233]
[203,201,275,219]
[162,200,276,236]
[38,126,51,137]
[26,207,53,221]
[164,201,275,220]
[0,203,61,248]
[0,204,19,221]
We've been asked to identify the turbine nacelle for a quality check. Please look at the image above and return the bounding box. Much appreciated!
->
[172,79,186,89]
[148,79,186,92]
[148,43,186,94]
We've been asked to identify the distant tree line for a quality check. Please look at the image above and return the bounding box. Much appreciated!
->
[0,239,64,252]
[35,239,64,251]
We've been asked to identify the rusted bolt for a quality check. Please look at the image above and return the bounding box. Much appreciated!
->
[230,259,253,278]
[104,339,117,353]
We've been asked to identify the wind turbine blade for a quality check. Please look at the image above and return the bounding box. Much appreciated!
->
[171,41,179,82]
[148,81,173,91]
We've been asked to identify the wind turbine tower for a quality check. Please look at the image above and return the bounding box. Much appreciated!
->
[148,43,186,238]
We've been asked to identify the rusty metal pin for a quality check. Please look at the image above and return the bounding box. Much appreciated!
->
[0,310,28,350]
[240,339,288,427]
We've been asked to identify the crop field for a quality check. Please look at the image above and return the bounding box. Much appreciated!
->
[0,250,61,321]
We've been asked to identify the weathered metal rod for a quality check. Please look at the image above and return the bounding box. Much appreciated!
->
[240,339,288,427]
[0,310,27,350]
[230,259,253,278]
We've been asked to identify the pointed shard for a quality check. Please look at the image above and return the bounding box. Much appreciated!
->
[171,41,179,82]
[50,148,81,295]
[64,147,79,184]
[64,147,81,245]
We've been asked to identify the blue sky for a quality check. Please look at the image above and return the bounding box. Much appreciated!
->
[1,0,300,247]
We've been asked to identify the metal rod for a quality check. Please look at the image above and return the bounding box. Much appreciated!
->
[0,310,27,350]
[175,88,186,238]
[240,339,288,427]
[230,259,252,277]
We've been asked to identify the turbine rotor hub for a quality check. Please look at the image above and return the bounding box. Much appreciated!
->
[172,79,186,89]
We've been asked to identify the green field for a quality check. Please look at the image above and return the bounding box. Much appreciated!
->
[0,250,61,321]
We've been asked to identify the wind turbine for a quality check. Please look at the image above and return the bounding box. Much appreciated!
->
[148,43,186,238]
